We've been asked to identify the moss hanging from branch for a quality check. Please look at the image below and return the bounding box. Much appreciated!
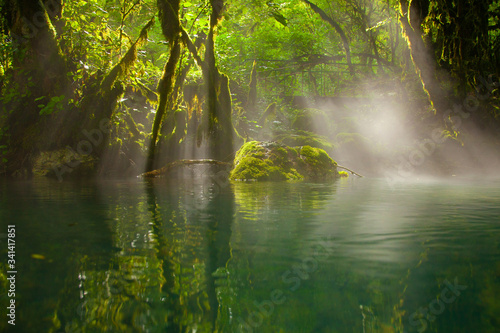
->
[71,17,155,154]
[99,17,155,95]
[170,55,192,108]
[148,0,235,164]
[157,108,187,165]
[157,0,181,42]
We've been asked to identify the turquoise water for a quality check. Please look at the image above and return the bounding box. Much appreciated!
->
[1,177,499,332]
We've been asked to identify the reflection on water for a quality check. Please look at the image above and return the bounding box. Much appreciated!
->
[0,177,499,332]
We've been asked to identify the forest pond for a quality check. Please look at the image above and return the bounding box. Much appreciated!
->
[1,176,500,332]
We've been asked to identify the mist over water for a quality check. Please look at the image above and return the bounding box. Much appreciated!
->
[285,73,500,181]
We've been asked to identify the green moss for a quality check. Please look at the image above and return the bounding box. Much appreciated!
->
[230,141,340,181]
[274,146,288,157]
[230,156,302,181]
[300,145,336,166]
[338,171,349,178]
[233,141,265,165]
[231,157,275,180]
[269,146,289,165]
[297,145,338,180]
[230,141,304,181]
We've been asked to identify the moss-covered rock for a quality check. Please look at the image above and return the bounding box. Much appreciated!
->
[33,149,96,180]
[230,141,340,181]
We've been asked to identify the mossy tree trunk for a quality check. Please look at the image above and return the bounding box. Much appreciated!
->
[146,0,182,171]
[156,56,193,165]
[146,38,181,171]
[7,0,68,91]
[425,0,493,97]
[398,0,451,118]
[1,0,69,176]
[147,0,235,169]
[203,0,234,162]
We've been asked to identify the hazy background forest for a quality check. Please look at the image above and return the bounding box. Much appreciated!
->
[0,0,499,179]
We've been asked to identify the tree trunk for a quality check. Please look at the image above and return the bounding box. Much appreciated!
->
[146,38,181,171]
[2,0,68,176]
[399,0,450,118]
[204,0,234,162]
[145,0,182,171]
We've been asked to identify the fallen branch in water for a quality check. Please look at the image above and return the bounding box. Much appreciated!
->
[140,159,232,178]
[337,165,363,177]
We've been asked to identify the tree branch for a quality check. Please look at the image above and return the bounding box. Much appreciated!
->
[337,165,363,177]
[302,0,354,75]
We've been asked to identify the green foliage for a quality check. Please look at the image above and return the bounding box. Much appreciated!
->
[99,17,156,95]
[36,95,66,116]
[216,0,404,98]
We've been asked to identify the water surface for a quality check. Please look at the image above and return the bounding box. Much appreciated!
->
[1,177,499,332]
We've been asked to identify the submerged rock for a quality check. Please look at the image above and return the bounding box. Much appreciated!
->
[229,141,340,181]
